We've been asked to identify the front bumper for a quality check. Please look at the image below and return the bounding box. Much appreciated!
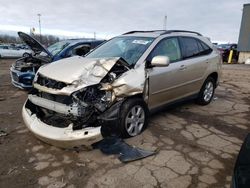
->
[22,101,103,148]
[10,67,34,89]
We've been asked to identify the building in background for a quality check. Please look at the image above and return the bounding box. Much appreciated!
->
[238,3,250,63]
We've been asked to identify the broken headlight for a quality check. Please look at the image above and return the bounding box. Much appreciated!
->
[72,85,113,112]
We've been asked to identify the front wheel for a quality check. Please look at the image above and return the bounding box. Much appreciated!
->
[119,98,149,138]
[196,77,215,105]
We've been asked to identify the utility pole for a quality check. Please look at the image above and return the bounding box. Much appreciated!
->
[37,13,42,42]
[163,15,167,30]
[94,32,96,39]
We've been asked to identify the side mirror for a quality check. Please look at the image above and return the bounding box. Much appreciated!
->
[151,56,170,67]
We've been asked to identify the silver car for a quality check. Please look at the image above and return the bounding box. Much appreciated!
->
[0,45,31,58]
[22,30,222,148]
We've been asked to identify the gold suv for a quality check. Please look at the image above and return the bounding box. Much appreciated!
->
[22,30,222,148]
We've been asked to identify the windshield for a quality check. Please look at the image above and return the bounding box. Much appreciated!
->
[86,36,154,65]
[47,41,70,56]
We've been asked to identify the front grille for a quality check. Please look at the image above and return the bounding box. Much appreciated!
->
[36,73,67,90]
[11,72,19,82]
[39,92,73,105]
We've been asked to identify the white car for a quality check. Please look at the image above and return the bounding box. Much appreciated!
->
[0,45,31,58]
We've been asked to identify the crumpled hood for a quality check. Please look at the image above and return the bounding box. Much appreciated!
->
[35,56,120,95]
[38,56,119,84]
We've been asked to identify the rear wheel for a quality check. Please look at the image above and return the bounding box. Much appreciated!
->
[119,98,149,138]
[196,77,215,105]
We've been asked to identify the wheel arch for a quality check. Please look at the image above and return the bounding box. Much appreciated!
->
[207,72,218,87]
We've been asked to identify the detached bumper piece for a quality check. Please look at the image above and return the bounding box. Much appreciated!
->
[93,137,156,163]
[22,100,103,148]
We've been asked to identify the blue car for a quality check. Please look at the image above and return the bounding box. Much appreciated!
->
[10,32,105,89]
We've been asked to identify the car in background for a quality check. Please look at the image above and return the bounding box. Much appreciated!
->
[216,43,239,62]
[10,32,105,89]
[0,45,31,58]
[15,44,30,50]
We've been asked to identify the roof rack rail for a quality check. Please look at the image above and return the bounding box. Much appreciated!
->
[160,30,202,36]
[123,30,166,35]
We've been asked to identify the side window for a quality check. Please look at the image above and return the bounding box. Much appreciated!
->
[180,37,200,59]
[181,37,212,59]
[69,44,91,57]
[149,38,181,63]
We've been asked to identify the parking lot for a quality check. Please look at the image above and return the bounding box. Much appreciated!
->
[0,59,249,188]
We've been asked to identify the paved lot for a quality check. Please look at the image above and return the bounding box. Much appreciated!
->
[0,59,250,188]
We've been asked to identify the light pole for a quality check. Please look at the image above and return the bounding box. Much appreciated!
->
[163,15,167,30]
[37,13,42,42]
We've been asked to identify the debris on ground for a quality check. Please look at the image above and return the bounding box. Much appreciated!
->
[0,97,5,101]
[93,137,156,163]
[7,166,18,175]
[0,130,8,137]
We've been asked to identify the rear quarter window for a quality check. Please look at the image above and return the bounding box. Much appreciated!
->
[198,40,213,55]
[180,37,212,59]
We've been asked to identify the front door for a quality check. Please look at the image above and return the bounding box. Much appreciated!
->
[147,37,187,109]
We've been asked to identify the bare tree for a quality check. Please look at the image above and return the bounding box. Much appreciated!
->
[0,33,60,47]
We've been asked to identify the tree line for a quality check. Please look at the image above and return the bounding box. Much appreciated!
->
[0,33,60,47]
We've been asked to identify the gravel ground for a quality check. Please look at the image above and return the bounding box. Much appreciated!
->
[0,59,250,188]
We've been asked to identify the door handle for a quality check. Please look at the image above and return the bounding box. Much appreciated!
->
[179,64,187,71]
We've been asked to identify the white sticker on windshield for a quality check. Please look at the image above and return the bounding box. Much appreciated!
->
[132,40,151,45]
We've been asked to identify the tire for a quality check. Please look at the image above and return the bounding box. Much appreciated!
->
[119,98,149,138]
[23,52,30,57]
[196,77,215,105]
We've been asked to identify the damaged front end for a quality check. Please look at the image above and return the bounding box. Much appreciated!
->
[22,56,145,148]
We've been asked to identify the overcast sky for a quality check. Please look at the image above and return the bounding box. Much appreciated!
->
[0,0,249,42]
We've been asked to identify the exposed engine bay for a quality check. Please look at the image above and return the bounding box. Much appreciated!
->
[25,57,137,135]
[13,55,51,73]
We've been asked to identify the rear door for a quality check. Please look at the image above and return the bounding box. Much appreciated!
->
[178,37,212,93]
[10,47,20,57]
